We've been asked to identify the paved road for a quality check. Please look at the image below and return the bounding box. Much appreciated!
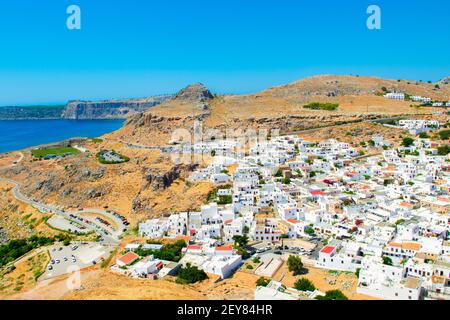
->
[0,152,124,245]
[282,115,411,136]
[0,152,24,169]
[0,177,121,245]
[103,138,167,151]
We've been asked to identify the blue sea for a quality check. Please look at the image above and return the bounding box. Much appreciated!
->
[0,120,124,153]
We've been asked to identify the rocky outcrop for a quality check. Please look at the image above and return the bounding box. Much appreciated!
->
[82,188,103,199]
[0,227,8,245]
[61,95,173,120]
[439,77,450,85]
[174,83,214,103]
[141,164,197,191]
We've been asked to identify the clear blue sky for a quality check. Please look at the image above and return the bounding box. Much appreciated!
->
[0,0,449,105]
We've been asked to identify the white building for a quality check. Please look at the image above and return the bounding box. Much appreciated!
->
[384,92,405,100]
[357,256,423,300]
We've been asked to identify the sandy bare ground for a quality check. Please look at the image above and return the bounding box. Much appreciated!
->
[272,261,378,300]
[6,268,102,300]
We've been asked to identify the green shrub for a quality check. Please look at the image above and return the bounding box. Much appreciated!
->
[287,255,304,276]
[256,277,270,287]
[437,145,450,156]
[294,278,316,292]
[0,236,55,267]
[303,102,339,111]
[176,263,208,284]
[135,240,186,262]
[315,290,348,300]
[439,130,450,140]
[401,137,414,147]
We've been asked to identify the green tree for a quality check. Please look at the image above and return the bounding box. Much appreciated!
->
[315,290,348,300]
[437,145,450,156]
[294,278,316,292]
[304,226,315,235]
[401,137,414,147]
[383,256,393,266]
[176,263,208,284]
[287,255,304,276]
[256,277,270,287]
[232,235,249,247]
[439,130,450,140]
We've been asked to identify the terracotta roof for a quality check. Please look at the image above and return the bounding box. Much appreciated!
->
[310,190,326,196]
[215,245,233,251]
[287,218,299,224]
[117,252,139,265]
[388,242,421,251]
[400,202,414,208]
[187,245,202,250]
[437,197,450,203]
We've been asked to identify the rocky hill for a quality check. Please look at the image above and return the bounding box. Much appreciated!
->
[439,76,450,85]
[60,94,173,120]
[107,75,450,146]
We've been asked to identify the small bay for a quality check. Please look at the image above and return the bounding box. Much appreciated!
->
[0,119,124,153]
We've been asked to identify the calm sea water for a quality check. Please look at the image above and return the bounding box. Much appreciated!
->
[0,120,124,153]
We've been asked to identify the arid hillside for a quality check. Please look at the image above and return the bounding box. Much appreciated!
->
[106,75,449,146]
[2,74,449,221]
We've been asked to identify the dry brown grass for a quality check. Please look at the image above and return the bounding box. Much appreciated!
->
[273,261,378,300]
[0,249,50,298]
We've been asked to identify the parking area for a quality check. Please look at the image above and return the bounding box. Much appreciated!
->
[47,215,87,234]
[43,243,114,279]
[251,241,317,257]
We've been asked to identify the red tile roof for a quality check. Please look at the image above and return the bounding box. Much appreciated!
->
[310,190,326,196]
[187,245,202,250]
[215,245,233,251]
[320,246,336,255]
[117,252,139,265]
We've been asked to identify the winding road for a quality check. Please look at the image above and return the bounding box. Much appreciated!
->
[0,152,123,246]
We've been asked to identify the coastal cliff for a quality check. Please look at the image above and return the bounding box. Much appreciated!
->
[61,95,173,120]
